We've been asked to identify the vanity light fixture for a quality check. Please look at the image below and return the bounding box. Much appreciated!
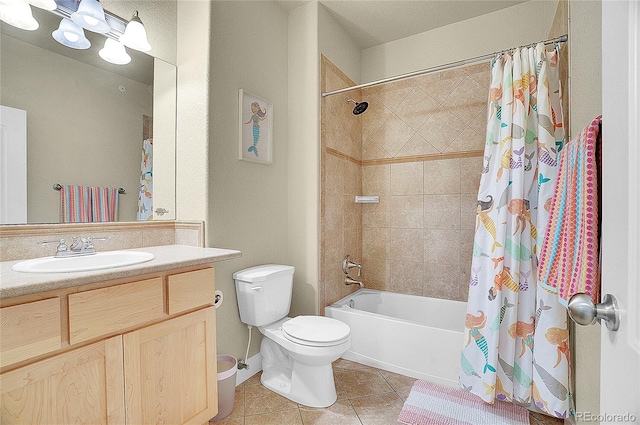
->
[119,10,151,52]
[70,0,109,33]
[98,38,131,65]
[0,0,39,31]
[52,17,90,49]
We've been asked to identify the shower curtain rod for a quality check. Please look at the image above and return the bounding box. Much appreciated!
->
[321,34,568,98]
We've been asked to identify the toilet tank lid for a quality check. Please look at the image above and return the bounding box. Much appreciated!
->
[233,264,295,282]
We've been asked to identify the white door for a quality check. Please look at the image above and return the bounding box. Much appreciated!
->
[0,105,28,224]
[600,0,640,421]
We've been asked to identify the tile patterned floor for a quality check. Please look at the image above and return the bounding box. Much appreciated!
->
[210,359,564,425]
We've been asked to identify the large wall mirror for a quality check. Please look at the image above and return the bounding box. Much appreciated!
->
[0,5,176,224]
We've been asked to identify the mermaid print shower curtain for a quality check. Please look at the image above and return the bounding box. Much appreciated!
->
[460,43,571,418]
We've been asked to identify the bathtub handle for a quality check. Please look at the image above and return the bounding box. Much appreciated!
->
[251,286,264,291]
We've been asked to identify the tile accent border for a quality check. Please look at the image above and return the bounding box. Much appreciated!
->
[326,146,484,166]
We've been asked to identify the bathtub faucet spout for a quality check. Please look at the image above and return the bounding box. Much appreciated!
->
[345,275,363,289]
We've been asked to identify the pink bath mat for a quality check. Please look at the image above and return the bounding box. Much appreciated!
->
[398,380,529,425]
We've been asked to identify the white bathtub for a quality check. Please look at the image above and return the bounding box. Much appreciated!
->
[325,289,467,388]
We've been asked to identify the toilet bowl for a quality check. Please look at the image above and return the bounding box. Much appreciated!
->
[259,316,350,407]
[234,265,351,407]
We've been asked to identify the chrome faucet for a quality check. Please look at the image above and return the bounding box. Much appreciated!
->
[344,275,364,288]
[42,236,106,257]
[342,255,361,276]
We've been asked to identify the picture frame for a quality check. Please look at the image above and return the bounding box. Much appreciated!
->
[239,89,273,164]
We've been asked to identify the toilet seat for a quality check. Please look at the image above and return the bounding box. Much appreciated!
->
[281,316,350,347]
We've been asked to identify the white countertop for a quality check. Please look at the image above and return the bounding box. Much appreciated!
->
[0,245,242,299]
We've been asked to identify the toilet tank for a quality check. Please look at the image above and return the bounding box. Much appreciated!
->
[233,265,295,327]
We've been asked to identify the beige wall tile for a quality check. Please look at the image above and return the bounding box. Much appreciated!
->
[389,228,423,263]
[460,156,483,194]
[344,159,361,195]
[362,138,392,161]
[362,164,390,195]
[417,75,465,104]
[343,195,361,230]
[370,115,416,157]
[390,260,424,295]
[417,107,465,153]
[443,76,487,124]
[424,158,460,194]
[361,258,390,291]
[424,261,460,300]
[324,192,344,231]
[390,162,423,195]
[394,88,440,131]
[424,229,460,266]
[395,133,439,157]
[390,195,423,228]
[460,194,478,230]
[445,126,484,153]
[423,194,461,230]
[324,153,345,195]
[361,94,392,142]
[362,227,389,260]
[366,85,413,113]
[362,196,390,228]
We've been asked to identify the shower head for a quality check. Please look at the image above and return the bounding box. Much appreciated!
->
[346,98,368,115]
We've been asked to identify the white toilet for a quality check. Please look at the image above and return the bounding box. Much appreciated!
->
[234,264,351,407]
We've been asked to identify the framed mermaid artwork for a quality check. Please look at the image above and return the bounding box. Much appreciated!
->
[239,89,273,164]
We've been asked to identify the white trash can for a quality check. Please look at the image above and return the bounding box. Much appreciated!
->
[210,355,237,422]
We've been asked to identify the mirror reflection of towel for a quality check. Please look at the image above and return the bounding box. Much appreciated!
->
[60,185,119,223]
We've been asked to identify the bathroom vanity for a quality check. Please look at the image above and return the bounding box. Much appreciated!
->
[0,245,241,425]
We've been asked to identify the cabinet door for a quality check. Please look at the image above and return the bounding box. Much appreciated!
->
[123,307,217,425]
[0,336,125,425]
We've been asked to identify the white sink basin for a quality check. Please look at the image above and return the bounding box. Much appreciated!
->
[11,251,155,273]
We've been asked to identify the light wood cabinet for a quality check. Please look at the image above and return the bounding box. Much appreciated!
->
[0,265,218,425]
[124,307,217,425]
[0,297,61,368]
[0,336,125,425]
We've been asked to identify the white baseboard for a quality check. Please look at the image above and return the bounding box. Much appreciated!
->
[235,353,262,386]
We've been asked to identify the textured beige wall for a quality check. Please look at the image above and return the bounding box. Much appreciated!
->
[208,1,289,361]
[288,2,321,318]
[361,0,558,82]
[175,1,210,229]
[318,3,362,84]
[0,35,152,223]
[569,0,602,422]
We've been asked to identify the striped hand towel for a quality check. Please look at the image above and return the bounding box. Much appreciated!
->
[60,185,91,223]
[538,115,602,305]
[60,185,119,223]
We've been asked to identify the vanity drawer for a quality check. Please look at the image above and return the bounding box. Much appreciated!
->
[68,278,165,345]
[166,267,215,315]
[0,297,62,368]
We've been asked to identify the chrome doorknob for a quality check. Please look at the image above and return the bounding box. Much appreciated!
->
[567,293,620,331]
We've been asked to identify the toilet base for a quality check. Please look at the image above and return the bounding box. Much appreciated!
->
[260,337,338,407]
